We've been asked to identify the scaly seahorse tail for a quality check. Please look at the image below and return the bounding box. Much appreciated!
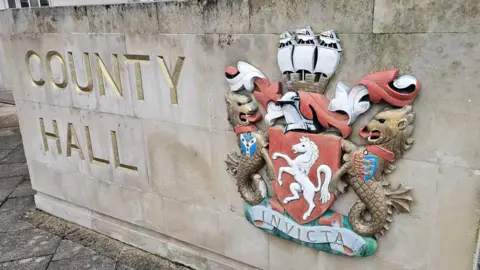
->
[349,182,413,238]
[225,151,266,205]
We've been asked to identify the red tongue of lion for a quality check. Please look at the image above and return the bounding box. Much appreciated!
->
[359,126,381,139]
[241,113,262,123]
[359,126,370,138]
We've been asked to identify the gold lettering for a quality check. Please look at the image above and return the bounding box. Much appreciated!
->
[66,123,84,160]
[85,126,109,165]
[321,230,330,242]
[95,53,122,97]
[271,214,281,227]
[46,51,68,89]
[306,230,317,243]
[157,56,185,104]
[124,54,150,101]
[335,232,345,246]
[110,130,137,172]
[26,50,45,86]
[39,118,61,154]
[68,52,93,94]
[285,222,295,235]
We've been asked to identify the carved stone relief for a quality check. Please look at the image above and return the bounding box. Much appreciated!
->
[224,26,421,257]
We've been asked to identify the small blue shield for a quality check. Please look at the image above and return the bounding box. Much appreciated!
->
[363,155,378,181]
[240,133,257,157]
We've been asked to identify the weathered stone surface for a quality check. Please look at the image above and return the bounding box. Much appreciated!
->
[11,8,39,34]
[9,179,35,198]
[34,192,92,229]
[1,196,35,212]
[48,254,115,270]
[249,0,375,34]
[52,240,96,261]
[0,209,35,233]
[125,34,209,127]
[0,127,22,150]
[373,0,480,33]
[87,4,126,33]
[0,255,51,270]
[34,6,90,33]
[0,176,23,202]
[0,145,26,164]
[0,114,19,128]
[0,163,28,178]
[123,3,159,34]
[0,228,60,262]
[0,9,13,35]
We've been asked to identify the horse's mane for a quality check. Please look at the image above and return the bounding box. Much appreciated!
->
[296,137,319,171]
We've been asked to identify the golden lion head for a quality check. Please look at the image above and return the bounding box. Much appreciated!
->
[359,106,415,156]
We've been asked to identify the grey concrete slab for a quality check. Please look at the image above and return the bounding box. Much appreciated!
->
[0,127,22,150]
[48,255,115,270]
[0,92,14,105]
[0,228,61,262]
[52,240,96,261]
[0,163,28,178]
[0,255,51,270]
[0,209,35,233]
[0,196,35,212]
[9,180,35,198]
[0,114,19,128]
[0,176,23,202]
[0,150,10,161]
[0,145,26,164]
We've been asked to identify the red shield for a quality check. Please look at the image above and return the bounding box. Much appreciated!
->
[269,128,341,224]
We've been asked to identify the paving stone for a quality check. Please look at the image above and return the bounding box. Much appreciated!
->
[0,176,23,202]
[0,145,26,164]
[0,105,16,117]
[0,127,22,150]
[0,150,11,160]
[0,228,61,262]
[115,264,136,270]
[0,209,34,233]
[0,255,51,270]
[0,196,35,212]
[48,254,115,270]
[0,163,28,178]
[0,114,19,128]
[9,180,35,198]
[52,240,96,261]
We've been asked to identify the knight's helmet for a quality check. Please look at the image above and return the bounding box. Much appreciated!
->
[277,26,342,93]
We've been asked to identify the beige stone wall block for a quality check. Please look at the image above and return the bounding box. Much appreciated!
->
[86,4,126,33]
[373,0,480,33]
[139,192,165,234]
[1,34,75,107]
[249,0,375,34]
[11,8,39,34]
[17,101,91,176]
[29,160,97,212]
[156,1,204,34]
[143,119,231,212]
[91,211,170,259]
[34,6,90,34]
[205,34,280,131]
[123,3,159,34]
[64,34,135,117]
[209,129,248,217]
[35,192,93,229]
[268,235,321,270]
[371,33,480,168]
[201,0,249,34]
[126,34,209,128]
[218,213,269,269]
[429,163,480,270]
[0,9,13,35]
[162,197,223,254]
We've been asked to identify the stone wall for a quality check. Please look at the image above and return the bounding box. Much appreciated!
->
[0,1,479,269]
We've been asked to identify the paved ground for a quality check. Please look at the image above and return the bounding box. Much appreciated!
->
[0,102,190,270]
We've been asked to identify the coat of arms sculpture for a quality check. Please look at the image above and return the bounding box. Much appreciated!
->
[224,26,421,257]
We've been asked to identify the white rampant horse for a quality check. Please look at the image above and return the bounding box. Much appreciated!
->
[272,136,332,221]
